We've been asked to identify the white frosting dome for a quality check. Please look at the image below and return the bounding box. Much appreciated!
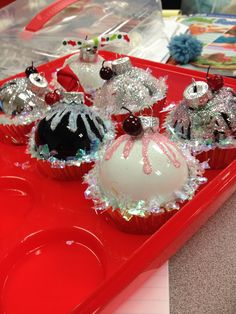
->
[99,133,188,204]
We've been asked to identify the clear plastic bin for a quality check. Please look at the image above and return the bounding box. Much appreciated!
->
[0,0,165,79]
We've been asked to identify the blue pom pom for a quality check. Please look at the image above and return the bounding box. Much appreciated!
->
[168,34,203,65]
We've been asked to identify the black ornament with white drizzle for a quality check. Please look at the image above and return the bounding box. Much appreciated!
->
[31,92,113,162]
[165,78,236,157]
[84,115,207,233]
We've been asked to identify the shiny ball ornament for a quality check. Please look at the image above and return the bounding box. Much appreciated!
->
[98,131,188,203]
[59,32,130,95]
[0,75,49,125]
[165,80,236,148]
[85,116,207,219]
[25,62,38,78]
[99,62,114,80]
[93,57,167,116]
[35,92,108,160]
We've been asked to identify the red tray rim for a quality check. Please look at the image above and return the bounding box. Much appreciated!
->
[0,52,236,314]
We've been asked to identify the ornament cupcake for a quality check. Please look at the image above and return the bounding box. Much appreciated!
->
[28,92,113,180]
[84,112,206,234]
[165,71,236,169]
[93,56,167,134]
[56,33,130,104]
[0,64,50,145]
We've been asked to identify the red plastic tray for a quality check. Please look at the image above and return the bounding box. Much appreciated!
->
[0,52,235,314]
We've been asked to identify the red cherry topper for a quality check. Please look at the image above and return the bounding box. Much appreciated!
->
[121,106,144,137]
[45,89,61,106]
[206,66,224,92]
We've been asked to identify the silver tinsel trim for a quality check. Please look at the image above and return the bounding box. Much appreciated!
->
[84,142,207,220]
[93,61,167,117]
[165,87,236,153]
[0,77,50,126]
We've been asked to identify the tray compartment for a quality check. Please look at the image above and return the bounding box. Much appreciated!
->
[0,227,106,314]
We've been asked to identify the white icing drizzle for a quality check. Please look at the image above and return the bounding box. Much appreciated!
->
[80,112,99,141]
[46,103,83,132]
[45,99,105,145]
[92,115,105,136]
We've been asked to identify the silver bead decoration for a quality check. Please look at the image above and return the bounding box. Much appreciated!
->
[62,91,85,104]
[28,73,48,96]
[111,57,132,75]
[183,81,212,108]
[140,116,159,131]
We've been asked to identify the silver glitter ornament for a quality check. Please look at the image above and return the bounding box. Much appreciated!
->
[165,84,236,151]
[93,57,167,117]
[0,75,50,126]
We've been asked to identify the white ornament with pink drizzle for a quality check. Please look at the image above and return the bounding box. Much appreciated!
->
[84,117,207,220]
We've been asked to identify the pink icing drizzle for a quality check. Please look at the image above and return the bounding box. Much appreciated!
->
[123,137,135,159]
[105,134,129,160]
[142,136,152,174]
[153,138,181,168]
[105,132,182,174]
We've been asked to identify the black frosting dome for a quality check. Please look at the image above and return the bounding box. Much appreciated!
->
[34,92,107,160]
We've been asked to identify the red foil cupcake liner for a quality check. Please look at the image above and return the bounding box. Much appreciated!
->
[103,207,178,234]
[36,158,94,180]
[112,98,167,137]
[197,147,236,170]
[0,123,35,145]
